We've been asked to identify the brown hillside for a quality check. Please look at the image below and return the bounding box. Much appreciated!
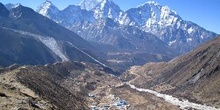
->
[121,36,220,108]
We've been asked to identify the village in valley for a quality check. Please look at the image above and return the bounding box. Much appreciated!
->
[87,93,130,110]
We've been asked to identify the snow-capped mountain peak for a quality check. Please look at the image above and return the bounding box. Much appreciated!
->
[118,1,216,53]
[36,0,60,17]
[80,0,123,20]
[121,1,180,28]
[36,0,52,15]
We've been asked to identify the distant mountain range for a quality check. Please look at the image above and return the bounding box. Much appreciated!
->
[36,0,217,53]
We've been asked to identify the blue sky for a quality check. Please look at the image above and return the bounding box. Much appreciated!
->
[1,0,219,34]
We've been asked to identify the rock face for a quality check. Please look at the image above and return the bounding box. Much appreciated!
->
[121,36,220,108]
[37,0,217,54]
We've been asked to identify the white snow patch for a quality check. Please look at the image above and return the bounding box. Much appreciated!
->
[108,9,113,18]
[100,0,107,9]
[201,35,204,39]
[188,27,194,34]
[187,38,193,42]
[177,21,181,28]
[168,40,176,46]
[127,83,219,110]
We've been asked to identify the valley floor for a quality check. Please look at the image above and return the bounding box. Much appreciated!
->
[1,62,220,110]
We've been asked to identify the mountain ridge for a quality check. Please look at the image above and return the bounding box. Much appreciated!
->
[0,3,109,69]
[35,0,217,54]
[35,0,179,71]
[119,1,216,53]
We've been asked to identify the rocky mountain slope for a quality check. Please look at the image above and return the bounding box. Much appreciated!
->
[37,0,217,54]
[0,62,98,110]
[0,3,107,68]
[121,36,220,108]
[0,27,59,67]
[0,65,57,110]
